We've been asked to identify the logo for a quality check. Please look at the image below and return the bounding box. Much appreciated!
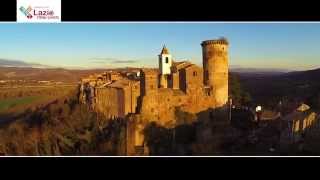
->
[17,0,61,23]
[19,6,33,19]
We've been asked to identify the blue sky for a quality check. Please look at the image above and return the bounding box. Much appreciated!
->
[0,23,320,70]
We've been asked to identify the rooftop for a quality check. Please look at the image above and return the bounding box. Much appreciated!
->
[160,45,170,55]
[107,79,132,88]
[140,68,159,74]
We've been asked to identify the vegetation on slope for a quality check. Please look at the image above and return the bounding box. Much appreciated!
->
[0,89,127,155]
[0,96,42,113]
[229,73,252,106]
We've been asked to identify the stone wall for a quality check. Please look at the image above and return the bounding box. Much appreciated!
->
[159,74,168,88]
[184,65,204,95]
[171,72,179,89]
[140,69,158,96]
[95,87,125,118]
[94,81,140,119]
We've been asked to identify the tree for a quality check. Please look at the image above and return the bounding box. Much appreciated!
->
[229,74,252,106]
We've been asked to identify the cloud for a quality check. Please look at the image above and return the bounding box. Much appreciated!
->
[90,57,138,64]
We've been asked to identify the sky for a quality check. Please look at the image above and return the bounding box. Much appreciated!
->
[0,23,320,70]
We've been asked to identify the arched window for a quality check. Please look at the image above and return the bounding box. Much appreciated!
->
[165,57,169,63]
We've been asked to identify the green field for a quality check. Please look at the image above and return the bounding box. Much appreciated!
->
[0,96,43,113]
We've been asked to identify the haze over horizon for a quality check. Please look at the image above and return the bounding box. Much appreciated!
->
[1,23,320,71]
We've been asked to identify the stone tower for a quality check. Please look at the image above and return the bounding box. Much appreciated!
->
[140,69,158,96]
[201,38,229,107]
[139,69,160,122]
[158,45,172,88]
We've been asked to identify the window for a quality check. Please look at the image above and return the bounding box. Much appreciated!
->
[193,71,197,76]
[165,57,169,63]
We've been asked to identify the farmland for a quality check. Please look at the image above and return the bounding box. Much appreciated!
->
[0,84,77,123]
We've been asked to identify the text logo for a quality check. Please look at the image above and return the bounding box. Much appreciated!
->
[17,0,61,23]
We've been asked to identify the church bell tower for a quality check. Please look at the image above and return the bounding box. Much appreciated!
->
[158,45,172,88]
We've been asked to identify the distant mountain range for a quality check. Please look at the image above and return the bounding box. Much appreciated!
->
[230,67,290,74]
[0,67,108,83]
[229,65,291,77]
[238,67,320,106]
[0,59,54,69]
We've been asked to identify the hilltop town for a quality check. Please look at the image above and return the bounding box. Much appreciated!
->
[79,38,230,155]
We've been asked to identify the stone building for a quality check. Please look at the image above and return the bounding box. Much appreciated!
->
[94,79,140,119]
[280,103,318,145]
[79,38,230,155]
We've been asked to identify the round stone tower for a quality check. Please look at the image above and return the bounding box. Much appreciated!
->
[201,38,229,107]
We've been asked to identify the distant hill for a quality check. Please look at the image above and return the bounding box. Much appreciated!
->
[230,67,289,77]
[0,59,53,69]
[0,67,109,83]
[238,68,320,108]
[281,68,320,82]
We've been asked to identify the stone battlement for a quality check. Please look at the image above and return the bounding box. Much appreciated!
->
[201,38,229,46]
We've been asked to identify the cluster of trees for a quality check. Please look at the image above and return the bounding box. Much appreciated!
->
[0,89,127,155]
[229,74,252,106]
[306,92,320,111]
[238,69,320,111]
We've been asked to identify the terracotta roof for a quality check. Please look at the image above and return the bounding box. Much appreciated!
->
[172,61,192,71]
[183,63,201,70]
[297,103,310,112]
[141,68,159,74]
[107,79,131,88]
[283,110,314,122]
